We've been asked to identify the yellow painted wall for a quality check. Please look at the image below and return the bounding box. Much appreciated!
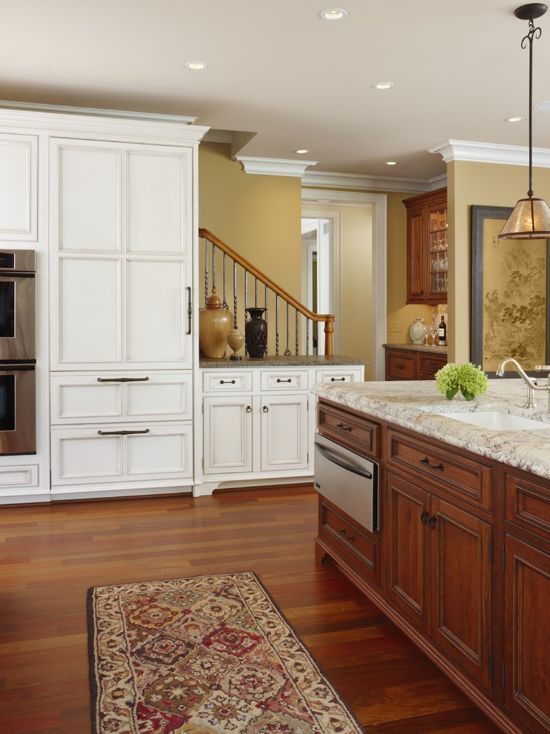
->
[199,142,302,300]
[448,160,550,362]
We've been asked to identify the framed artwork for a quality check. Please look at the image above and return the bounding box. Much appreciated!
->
[471,205,550,374]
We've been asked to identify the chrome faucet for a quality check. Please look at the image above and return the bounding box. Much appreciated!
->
[496,358,550,410]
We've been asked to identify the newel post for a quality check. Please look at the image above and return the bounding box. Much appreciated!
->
[324,317,335,356]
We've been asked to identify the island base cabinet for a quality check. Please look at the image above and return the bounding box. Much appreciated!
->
[504,534,550,733]
[385,471,493,690]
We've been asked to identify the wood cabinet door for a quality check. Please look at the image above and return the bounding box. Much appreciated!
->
[203,396,253,475]
[430,497,492,690]
[504,534,550,733]
[385,471,430,629]
[406,206,426,303]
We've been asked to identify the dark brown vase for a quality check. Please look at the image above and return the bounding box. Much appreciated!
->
[245,307,267,358]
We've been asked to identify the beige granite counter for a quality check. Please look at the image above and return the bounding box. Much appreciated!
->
[315,378,550,480]
[383,343,448,354]
[200,355,365,368]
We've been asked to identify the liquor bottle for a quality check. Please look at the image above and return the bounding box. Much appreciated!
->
[438,315,447,346]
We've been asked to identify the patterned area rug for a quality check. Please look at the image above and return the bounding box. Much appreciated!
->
[88,571,363,733]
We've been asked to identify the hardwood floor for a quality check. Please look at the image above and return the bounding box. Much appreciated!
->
[0,486,499,733]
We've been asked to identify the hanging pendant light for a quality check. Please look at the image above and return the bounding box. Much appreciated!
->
[499,3,550,239]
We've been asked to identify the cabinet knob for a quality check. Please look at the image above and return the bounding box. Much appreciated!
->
[420,511,430,525]
[245,405,252,413]
[262,405,269,413]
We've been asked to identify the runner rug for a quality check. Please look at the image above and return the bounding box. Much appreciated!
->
[88,571,363,734]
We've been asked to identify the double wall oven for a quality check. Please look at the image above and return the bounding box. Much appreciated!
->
[0,250,36,454]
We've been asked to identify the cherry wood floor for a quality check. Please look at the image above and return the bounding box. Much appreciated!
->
[0,486,499,734]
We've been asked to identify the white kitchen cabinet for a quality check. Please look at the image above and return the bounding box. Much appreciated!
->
[50,139,193,371]
[50,422,193,489]
[260,394,308,471]
[203,396,253,475]
[0,132,37,241]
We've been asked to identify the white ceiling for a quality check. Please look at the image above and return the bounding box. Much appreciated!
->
[2,0,550,178]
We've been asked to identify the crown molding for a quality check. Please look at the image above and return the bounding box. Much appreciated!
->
[302,169,446,193]
[0,100,197,124]
[0,105,209,146]
[429,139,550,168]
[235,156,318,177]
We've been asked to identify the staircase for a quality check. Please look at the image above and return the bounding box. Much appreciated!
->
[199,228,335,356]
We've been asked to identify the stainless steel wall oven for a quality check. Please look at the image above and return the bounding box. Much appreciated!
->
[0,250,36,455]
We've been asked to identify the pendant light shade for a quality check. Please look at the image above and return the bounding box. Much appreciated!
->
[499,196,550,239]
[499,3,550,240]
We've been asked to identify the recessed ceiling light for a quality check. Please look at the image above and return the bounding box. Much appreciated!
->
[294,148,310,155]
[373,82,394,90]
[505,116,525,122]
[386,161,399,166]
[185,61,207,71]
[320,8,348,20]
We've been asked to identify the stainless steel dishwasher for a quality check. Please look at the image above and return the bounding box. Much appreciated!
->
[314,433,379,532]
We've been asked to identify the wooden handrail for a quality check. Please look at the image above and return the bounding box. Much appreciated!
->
[199,227,335,355]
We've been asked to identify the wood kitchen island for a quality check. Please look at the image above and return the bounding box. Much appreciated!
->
[315,379,550,734]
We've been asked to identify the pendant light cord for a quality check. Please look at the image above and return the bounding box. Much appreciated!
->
[522,18,542,198]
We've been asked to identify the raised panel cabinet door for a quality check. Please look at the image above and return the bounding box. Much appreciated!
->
[51,428,124,486]
[430,497,492,690]
[0,133,37,241]
[203,397,253,475]
[57,257,122,365]
[54,141,122,252]
[504,534,550,733]
[407,207,425,303]
[127,148,190,255]
[125,424,192,480]
[260,394,308,472]
[385,471,430,629]
[125,259,190,367]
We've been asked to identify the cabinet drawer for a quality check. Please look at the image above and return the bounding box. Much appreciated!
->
[51,422,193,486]
[386,350,415,380]
[387,429,492,511]
[319,497,379,585]
[315,369,363,384]
[0,464,38,489]
[260,370,308,390]
[51,372,192,423]
[318,401,380,460]
[506,472,550,540]
[202,371,252,393]
[416,353,446,380]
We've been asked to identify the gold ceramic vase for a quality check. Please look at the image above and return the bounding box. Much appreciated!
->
[199,289,233,358]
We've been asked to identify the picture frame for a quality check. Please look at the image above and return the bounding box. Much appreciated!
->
[470,204,550,375]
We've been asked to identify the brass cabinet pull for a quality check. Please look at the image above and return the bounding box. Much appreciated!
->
[420,456,444,471]
[97,376,150,383]
[97,428,150,436]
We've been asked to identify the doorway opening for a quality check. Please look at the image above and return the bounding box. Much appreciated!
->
[301,217,332,355]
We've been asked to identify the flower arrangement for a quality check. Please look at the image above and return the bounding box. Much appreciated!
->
[435,362,489,401]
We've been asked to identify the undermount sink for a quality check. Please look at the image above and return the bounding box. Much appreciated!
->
[438,411,550,431]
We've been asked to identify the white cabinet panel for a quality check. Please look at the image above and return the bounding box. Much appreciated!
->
[58,145,121,252]
[53,430,123,483]
[202,371,253,393]
[203,397,252,474]
[0,134,37,241]
[0,465,38,489]
[127,425,192,477]
[261,395,308,471]
[126,259,188,365]
[127,150,187,255]
[58,257,121,364]
[260,370,309,391]
[315,368,363,384]
[51,372,192,423]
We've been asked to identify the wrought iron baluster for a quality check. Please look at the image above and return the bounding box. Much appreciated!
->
[232,261,237,329]
[306,319,310,356]
[211,244,216,292]
[275,295,280,356]
[284,302,291,356]
[295,310,299,355]
[222,253,227,308]
[254,277,258,307]
[204,240,209,305]
[244,270,248,316]
[264,285,268,309]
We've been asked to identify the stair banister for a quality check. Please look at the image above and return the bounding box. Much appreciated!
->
[199,228,335,356]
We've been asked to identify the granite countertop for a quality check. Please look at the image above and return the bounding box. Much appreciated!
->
[384,343,448,355]
[315,378,550,480]
[200,355,365,368]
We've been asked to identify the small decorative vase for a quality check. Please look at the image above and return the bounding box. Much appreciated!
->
[199,289,233,359]
[245,307,267,358]
[227,328,245,360]
[409,317,427,345]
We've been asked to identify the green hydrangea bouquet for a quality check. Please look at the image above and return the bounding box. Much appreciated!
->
[435,362,489,401]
